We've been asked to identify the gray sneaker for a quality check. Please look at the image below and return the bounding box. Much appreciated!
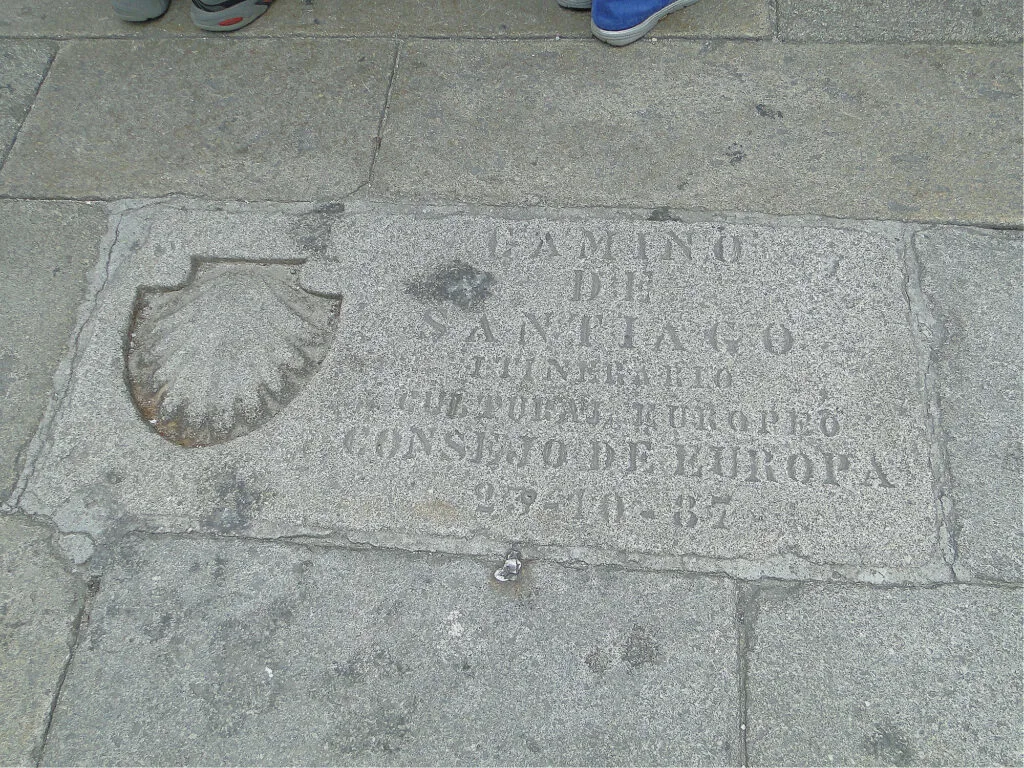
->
[191,0,273,31]
[112,0,170,22]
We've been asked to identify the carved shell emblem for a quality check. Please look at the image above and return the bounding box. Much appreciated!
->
[127,262,340,447]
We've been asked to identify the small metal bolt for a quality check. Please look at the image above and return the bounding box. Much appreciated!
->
[494,548,523,583]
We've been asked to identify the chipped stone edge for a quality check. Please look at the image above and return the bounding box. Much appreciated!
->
[4,196,974,587]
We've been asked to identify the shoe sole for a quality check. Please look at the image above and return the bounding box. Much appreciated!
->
[557,0,592,8]
[191,0,271,31]
[591,0,699,45]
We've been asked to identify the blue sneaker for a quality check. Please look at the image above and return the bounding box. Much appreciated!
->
[591,0,700,45]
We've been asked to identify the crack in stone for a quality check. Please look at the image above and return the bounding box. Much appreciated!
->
[902,226,960,578]
[94,523,964,587]
[735,581,757,767]
[31,563,94,767]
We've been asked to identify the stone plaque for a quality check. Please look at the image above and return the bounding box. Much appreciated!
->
[16,204,940,578]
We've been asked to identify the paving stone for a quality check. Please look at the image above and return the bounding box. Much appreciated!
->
[0,42,54,163]
[779,0,1023,43]
[0,0,197,37]
[0,200,107,499]
[44,534,739,765]
[0,39,395,200]
[373,41,1022,226]
[0,0,770,40]
[252,0,770,40]
[21,202,946,582]
[746,583,1024,766]
[914,228,1023,582]
[0,514,85,766]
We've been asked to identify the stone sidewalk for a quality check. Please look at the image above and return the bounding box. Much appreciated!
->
[0,1,1021,765]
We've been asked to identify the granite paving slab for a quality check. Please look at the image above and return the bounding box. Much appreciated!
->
[373,41,1022,226]
[0,0,769,40]
[0,200,108,498]
[0,39,395,200]
[913,227,1023,583]
[0,0,198,37]
[0,41,54,164]
[0,515,85,766]
[18,202,945,582]
[746,583,1024,766]
[778,0,1024,42]
[43,534,739,766]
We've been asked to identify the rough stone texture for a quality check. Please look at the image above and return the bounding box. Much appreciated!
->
[0,0,770,40]
[0,42,54,162]
[0,40,395,200]
[0,201,107,498]
[44,534,739,766]
[0,0,198,37]
[779,0,1023,42]
[21,203,943,582]
[746,584,1024,766]
[914,228,1023,583]
[0,515,85,766]
[373,41,1022,226]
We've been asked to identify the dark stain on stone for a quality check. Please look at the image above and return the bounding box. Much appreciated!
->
[726,143,746,165]
[887,200,920,215]
[268,598,294,629]
[649,206,681,222]
[585,648,611,674]
[865,723,915,766]
[328,701,417,756]
[755,103,783,119]
[212,554,230,580]
[203,473,264,532]
[1003,439,1023,473]
[104,469,125,485]
[404,260,495,311]
[143,611,175,643]
[335,645,411,685]
[621,624,663,668]
[288,212,337,259]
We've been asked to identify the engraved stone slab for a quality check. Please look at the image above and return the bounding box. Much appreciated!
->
[20,204,940,581]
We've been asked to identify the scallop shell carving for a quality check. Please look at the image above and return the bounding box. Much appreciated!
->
[127,262,341,447]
